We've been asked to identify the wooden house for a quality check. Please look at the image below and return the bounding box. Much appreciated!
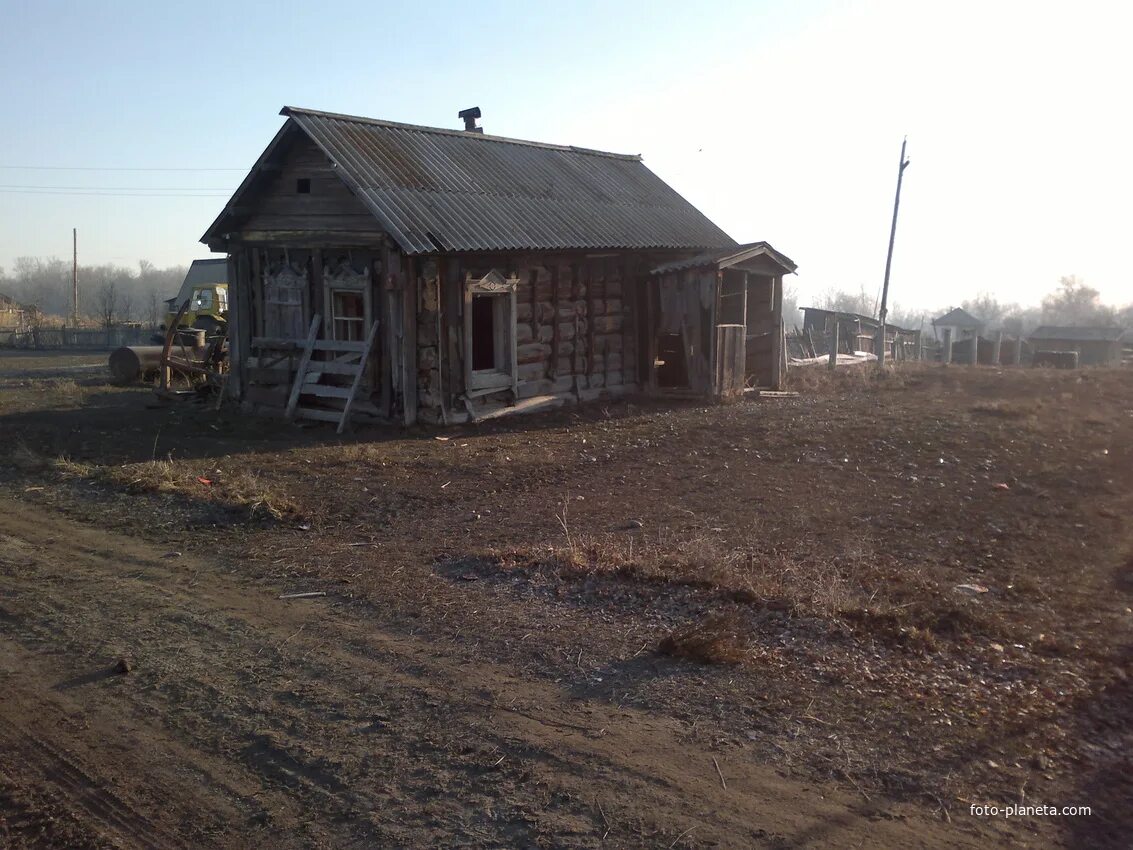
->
[202,107,796,427]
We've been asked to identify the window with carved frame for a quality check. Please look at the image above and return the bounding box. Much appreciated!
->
[463,269,518,394]
[322,261,372,342]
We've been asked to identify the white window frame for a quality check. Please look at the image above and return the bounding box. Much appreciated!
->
[322,262,372,342]
[463,269,518,395]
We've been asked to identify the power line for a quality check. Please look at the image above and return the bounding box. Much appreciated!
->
[0,165,244,171]
[0,184,233,191]
[0,188,229,197]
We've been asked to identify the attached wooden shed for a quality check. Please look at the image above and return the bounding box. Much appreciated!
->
[202,106,796,426]
[650,244,796,397]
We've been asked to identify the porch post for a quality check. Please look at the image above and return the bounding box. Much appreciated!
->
[770,275,784,389]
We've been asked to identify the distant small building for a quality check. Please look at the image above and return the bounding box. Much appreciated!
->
[0,293,28,336]
[1029,325,1127,366]
[933,307,984,344]
[799,306,920,358]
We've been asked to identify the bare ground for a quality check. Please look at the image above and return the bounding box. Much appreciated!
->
[1,353,1131,848]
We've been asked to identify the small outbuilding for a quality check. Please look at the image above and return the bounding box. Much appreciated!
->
[1029,326,1127,366]
[202,106,796,426]
[798,307,921,360]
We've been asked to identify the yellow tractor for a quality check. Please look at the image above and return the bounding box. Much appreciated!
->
[162,282,228,336]
[155,259,229,342]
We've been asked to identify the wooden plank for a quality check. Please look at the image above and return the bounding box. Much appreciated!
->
[295,407,344,423]
[227,251,245,401]
[303,384,354,399]
[250,247,264,338]
[238,230,386,246]
[247,367,292,384]
[550,264,561,380]
[310,339,368,353]
[508,286,519,401]
[770,275,784,390]
[285,315,322,419]
[469,369,512,391]
[586,262,596,389]
[252,336,303,350]
[444,257,462,409]
[338,318,381,435]
[402,256,417,425]
[379,242,393,416]
[303,359,363,376]
[709,270,721,395]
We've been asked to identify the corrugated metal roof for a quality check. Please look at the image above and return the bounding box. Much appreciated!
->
[651,241,796,274]
[933,307,984,328]
[206,107,737,256]
[1030,325,1126,342]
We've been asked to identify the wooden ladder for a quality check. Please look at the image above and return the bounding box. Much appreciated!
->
[285,315,380,434]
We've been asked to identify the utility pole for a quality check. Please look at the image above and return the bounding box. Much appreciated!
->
[72,228,79,324]
[877,138,910,367]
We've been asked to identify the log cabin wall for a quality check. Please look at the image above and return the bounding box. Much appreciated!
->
[414,251,643,423]
[228,241,400,419]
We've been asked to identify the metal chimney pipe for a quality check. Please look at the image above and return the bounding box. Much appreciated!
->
[458,106,483,133]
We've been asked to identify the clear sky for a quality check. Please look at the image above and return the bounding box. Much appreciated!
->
[1,0,1129,312]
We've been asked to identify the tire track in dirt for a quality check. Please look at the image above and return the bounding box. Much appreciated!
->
[0,714,179,850]
[0,496,996,848]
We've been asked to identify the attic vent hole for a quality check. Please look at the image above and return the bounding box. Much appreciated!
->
[296,178,311,194]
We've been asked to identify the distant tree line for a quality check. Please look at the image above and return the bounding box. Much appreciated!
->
[959,276,1132,335]
[798,276,1131,335]
[0,257,187,328]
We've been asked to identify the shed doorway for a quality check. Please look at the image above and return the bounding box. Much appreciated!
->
[655,332,689,388]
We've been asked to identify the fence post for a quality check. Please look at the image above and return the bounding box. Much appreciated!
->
[828,315,839,370]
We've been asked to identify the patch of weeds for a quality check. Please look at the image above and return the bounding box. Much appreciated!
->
[53,457,300,521]
[658,613,749,665]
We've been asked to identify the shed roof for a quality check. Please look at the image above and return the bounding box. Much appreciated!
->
[650,242,796,275]
[203,107,737,256]
[933,307,984,328]
[1029,325,1126,342]
[800,306,916,335]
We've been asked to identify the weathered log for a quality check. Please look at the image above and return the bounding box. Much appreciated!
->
[109,346,165,383]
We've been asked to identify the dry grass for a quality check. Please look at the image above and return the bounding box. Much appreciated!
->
[658,613,749,665]
[488,530,997,651]
[784,362,913,394]
[42,378,86,406]
[53,457,299,520]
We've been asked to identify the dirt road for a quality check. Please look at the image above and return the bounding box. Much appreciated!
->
[0,497,992,848]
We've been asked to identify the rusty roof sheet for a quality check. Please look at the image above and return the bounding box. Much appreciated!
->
[207,107,737,256]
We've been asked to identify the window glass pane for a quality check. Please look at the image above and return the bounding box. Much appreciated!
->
[471,294,495,370]
[331,290,365,341]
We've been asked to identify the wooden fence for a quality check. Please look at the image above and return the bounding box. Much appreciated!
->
[0,326,154,350]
